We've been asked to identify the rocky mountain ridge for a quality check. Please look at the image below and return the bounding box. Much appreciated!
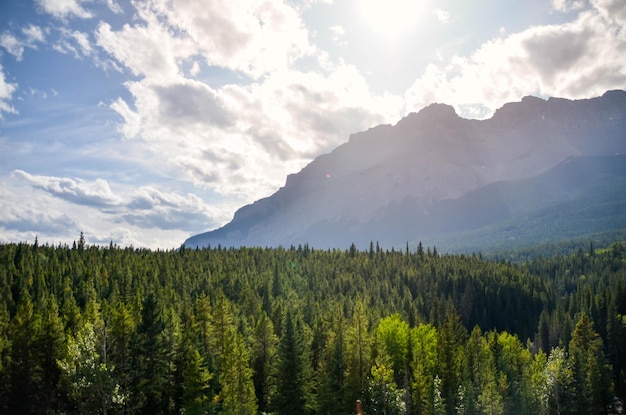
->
[185,90,626,251]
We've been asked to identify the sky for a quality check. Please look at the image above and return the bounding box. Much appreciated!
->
[0,0,625,249]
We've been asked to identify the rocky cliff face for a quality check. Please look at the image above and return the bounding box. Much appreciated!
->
[184,90,626,250]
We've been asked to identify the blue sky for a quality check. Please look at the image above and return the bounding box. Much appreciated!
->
[0,0,625,249]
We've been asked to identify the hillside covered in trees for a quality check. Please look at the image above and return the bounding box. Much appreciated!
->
[0,239,624,414]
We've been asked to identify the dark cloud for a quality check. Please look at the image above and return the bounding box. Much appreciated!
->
[523,27,592,84]
[154,81,234,128]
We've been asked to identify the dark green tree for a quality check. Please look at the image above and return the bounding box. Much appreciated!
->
[276,310,314,415]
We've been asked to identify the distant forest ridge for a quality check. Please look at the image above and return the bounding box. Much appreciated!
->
[0,239,624,414]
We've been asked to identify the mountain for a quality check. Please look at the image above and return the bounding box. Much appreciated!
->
[184,90,626,251]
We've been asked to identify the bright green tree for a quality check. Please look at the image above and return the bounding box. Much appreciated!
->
[569,313,613,414]
[410,324,438,415]
[219,326,257,415]
[58,321,124,414]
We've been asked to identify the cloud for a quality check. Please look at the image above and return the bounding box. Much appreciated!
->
[22,25,46,43]
[153,80,234,128]
[35,0,93,19]
[96,19,191,80]
[0,65,18,117]
[4,170,230,246]
[96,1,402,204]
[0,24,46,61]
[329,25,347,46]
[11,169,121,207]
[0,33,26,60]
[144,0,313,79]
[53,29,93,58]
[106,0,123,14]
[123,186,222,231]
[432,8,451,24]
[405,1,626,118]
[552,0,585,12]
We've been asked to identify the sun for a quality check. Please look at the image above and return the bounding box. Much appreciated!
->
[359,0,425,40]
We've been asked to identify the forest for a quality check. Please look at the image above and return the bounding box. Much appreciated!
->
[0,237,624,415]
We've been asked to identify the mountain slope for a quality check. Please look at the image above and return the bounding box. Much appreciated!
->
[185,90,626,250]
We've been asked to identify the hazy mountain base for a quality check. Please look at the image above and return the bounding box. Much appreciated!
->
[291,155,626,254]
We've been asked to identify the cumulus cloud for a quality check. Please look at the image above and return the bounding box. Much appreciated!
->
[405,0,626,118]
[12,169,122,207]
[0,65,18,117]
[0,24,46,61]
[0,33,26,60]
[97,1,402,204]
[4,170,230,246]
[552,0,585,12]
[52,29,93,57]
[106,0,123,14]
[35,0,93,19]
[147,0,313,79]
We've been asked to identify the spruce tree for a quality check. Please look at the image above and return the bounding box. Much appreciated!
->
[276,310,313,415]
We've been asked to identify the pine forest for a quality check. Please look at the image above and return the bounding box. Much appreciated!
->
[0,238,625,415]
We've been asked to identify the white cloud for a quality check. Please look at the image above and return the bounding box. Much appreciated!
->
[405,1,626,118]
[52,29,93,57]
[0,33,26,61]
[35,0,93,19]
[4,170,231,247]
[12,169,122,207]
[108,63,401,202]
[189,61,200,76]
[329,25,347,45]
[96,19,191,80]
[106,0,123,14]
[552,0,585,12]
[95,0,402,205]
[0,65,18,117]
[22,25,46,43]
[432,8,451,23]
[146,0,313,79]
[1,24,46,61]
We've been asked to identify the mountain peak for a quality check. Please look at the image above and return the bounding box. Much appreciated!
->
[185,90,626,250]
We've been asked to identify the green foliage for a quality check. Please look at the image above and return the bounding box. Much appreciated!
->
[0,240,624,413]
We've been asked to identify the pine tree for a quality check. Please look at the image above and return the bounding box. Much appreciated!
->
[569,313,613,414]
[252,311,278,413]
[8,291,43,414]
[131,292,168,415]
[346,296,372,405]
[276,310,314,415]
[219,326,257,415]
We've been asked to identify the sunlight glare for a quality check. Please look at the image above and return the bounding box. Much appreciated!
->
[359,0,424,40]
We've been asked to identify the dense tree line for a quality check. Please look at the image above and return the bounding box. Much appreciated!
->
[0,238,624,414]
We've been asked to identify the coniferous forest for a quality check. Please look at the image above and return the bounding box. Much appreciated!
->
[0,238,625,415]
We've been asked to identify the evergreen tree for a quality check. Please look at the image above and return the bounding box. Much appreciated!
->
[251,311,278,413]
[346,296,372,405]
[569,313,613,414]
[131,292,168,415]
[8,291,43,414]
[438,307,467,414]
[410,324,438,415]
[219,326,257,415]
[276,310,314,415]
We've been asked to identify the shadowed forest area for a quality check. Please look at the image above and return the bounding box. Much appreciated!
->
[0,239,624,414]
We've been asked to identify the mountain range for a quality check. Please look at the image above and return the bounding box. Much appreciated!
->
[184,90,626,252]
